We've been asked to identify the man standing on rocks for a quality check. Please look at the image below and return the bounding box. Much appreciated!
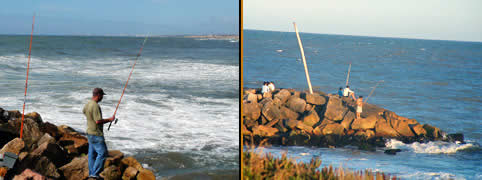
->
[83,88,115,179]
[356,96,363,119]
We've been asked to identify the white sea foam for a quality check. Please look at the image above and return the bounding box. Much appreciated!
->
[385,139,477,154]
[399,171,465,180]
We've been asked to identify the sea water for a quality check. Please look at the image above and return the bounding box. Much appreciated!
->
[243,30,481,179]
[0,35,239,178]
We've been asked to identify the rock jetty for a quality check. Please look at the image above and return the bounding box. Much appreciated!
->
[242,88,464,150]
[0,107,155,180]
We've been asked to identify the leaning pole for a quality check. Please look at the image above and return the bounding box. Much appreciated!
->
[293,22,313,94]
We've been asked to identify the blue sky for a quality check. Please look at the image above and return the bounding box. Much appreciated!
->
[244,0,482,42]
[0,0,239,36]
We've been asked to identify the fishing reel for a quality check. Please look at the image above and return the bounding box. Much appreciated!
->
[107,118,119,131]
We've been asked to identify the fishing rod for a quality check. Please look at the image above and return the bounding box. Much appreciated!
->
[108,35,149,131]
[364,80,384,103]
[345,62,351,86]
[20,15,35,139]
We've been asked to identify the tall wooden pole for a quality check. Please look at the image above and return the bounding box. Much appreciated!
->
[293,22,313,94]
[345,63,351,86]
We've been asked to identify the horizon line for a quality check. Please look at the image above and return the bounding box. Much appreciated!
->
[244,28,482,44]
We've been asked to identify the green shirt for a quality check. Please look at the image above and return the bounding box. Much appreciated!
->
[83,99,104,136]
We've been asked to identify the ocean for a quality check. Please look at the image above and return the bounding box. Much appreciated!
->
[243,29,481,179]
[0,35,239,178]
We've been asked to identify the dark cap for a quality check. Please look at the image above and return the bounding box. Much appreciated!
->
[93,88,106,96]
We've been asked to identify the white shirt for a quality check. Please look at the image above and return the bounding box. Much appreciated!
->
[268,83,275,92]
[343,88,354,96]
[262,85,269,93]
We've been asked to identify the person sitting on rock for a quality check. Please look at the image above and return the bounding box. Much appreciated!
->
[343,85,356,101]
[338,87,343,97]
[356,96,363,119]
[83,88,115,179]
[261,81,269,94]
[268,81,275,92]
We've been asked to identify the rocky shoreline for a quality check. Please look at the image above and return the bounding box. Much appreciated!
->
[242,88,464,151]
[0,107,155,180]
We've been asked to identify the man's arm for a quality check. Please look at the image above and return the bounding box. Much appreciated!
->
[96,116,115,124]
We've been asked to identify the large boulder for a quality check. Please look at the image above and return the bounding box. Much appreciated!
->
[423,124,442,139]
[351,115,378,130]
[32,156,61,179]
[340,111,355,129]
[31,142,69,167]
[242,102,261,121]
[390,119,415,137]
[0,138,25,155]
[104,150,124,168]
[58,132,89,155]
[273,89,291,104]
[279,106,299,120]
[21,118,44,147]
[59,156,89,180]
[323,96,347,121]
[36,133,56,147]
[301,93,326,105]
[375,119,399,137]
[295,121,313,134]
[122,166,139,180]
[121,157,143,171]
[321,123,345,136]
[411,124,427,137]
[283,119,299,130]
[25,112,42,124]
[137,169,156,180]
[100,166,122,180]
[13,169,46,180]
[301,110,320,127]
[39,122,62,140]
[261,101,281,121]
[355,130,376,139]
[244,93,258,103]
[252,125,278,137]
[286,97,306,113]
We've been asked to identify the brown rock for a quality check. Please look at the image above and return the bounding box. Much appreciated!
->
[121,157,143,171]
[423,124,441,139]
[321,123,345,136]
[346,129,356,136]
[137,169,156,180]
[312,126,323,136]
[390,119,415,137]
[351,115,378,130]
[279,106,299,120]
[22,118,44,147]
[18,152,28,161]
[258,97,273,107]
[58,132,88,154]
[283,119,299,130]
[33,156,61,179]
[244,89,256,94]
[375,119,399,137]
[241,125,251,135]
[13,169,46,180]
[274,89,291,104]
[262,92,272,99]
[286,97,307,113]
[302,110,319,127]
[244,93,258,103]
[252,125,278,136]
[340,111,355,129]
[59,156,89,180]
[31,142,69,167]
[39,122,61,140]
[292,91,301,98]
[305,104,313,111]
[37,133,56,147]
[105,150,124,168]
[57,125,76,135]
[302,93,326,105]
[7,110,21,119]
[324,96,347,121]
[26,112,42,123]
[295,121,313,134]
[242,102,261,121]
[0,138,24,155]
[355,130,375,139]
[122,166,138,180]
[257,94,263,101]
[261,101,281,121]
[265,118,280,127]
[411,124,427,137]
[100,166,122,180]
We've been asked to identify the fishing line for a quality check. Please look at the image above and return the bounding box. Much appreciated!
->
[20,14,35,139]
[108,35,149,131]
